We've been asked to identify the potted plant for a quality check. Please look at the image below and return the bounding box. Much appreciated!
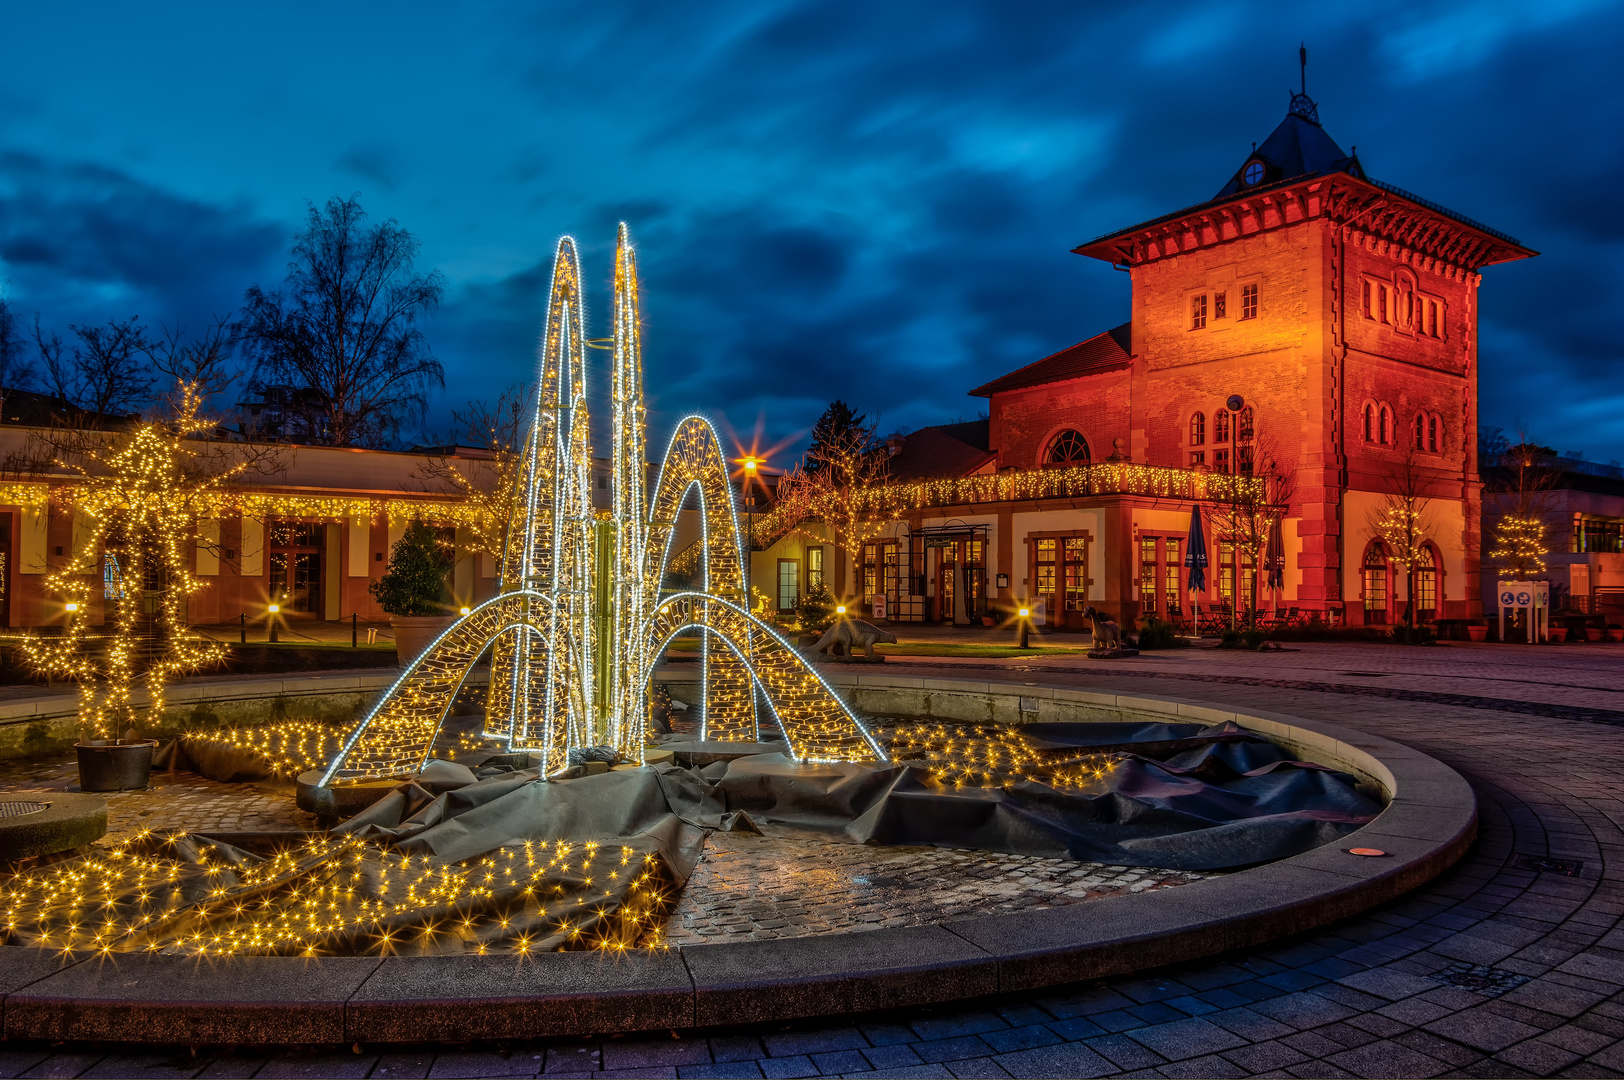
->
[1549,625,1569,643]
[370,521,456,664]
[1466,623,1488,642]
[23,387,235,791]
[1610,624,1624,643]
[1586,625,1605,642]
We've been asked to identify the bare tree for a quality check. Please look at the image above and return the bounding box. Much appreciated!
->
[413,386,530,560]
[1486,432,1559,581]
[1368,443,1434,629]
[145,316,240,420]
[0,294,37,409]
[33,315,154,426]
[1215,433,1296,627]
[239,195,445,447]
[772,417,892,592]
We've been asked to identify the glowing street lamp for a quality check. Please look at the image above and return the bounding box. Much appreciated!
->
[1016,606,1032,650]
[267,602,281,643]
[738,455,765,603]
[836,604,847,616]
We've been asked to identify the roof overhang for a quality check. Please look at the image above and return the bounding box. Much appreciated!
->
[1073,173,1536,274]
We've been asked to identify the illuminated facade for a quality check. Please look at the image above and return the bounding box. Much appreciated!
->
[756,87,1535,628]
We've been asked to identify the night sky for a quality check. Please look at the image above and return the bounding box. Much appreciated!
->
[1,1,1619,460]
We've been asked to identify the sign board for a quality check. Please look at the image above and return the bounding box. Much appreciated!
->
[1497,580,1548,609]
[924,536,957,549]
[871,594,887,620]
[1031,599,1046,627]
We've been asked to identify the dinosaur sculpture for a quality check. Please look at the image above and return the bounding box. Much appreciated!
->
[808,619,898,661]
[1082,606,1123,651]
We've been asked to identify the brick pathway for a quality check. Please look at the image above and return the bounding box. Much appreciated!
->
[3,641,1623,1078]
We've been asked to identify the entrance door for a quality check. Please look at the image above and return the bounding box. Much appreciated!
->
[1032,536,1091,628]
[269,522,324,614]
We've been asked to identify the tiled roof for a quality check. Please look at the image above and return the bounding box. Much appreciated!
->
[887,420,992,480]
[968,324,1131,398]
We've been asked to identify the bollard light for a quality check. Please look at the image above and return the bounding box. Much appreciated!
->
[268,603,280,614]
[460,606,471,616]
[64,602,80,613]
[836,605,847,615]
[1019,607,1030,618]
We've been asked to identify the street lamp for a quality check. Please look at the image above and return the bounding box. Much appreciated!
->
[267,602,280,643]
[1017,606,1031,650]
[739,455,763,607]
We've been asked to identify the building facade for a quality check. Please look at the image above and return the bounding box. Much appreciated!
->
[755,89,1535,630]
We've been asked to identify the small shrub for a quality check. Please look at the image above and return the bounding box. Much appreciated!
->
[1136,616,1182,650]
[1218,628,1243,648]
[1241,628,1268,650]
[1390,624,1436,645]
[369,521,454,617]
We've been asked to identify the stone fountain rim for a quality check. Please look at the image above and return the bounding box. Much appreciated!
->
[0,673,1476,1046]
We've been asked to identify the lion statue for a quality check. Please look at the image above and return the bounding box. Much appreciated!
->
[808,618,898,661]
[1082,606,1122,651]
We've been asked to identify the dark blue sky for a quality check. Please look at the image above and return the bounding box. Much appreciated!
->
[1,1,1620,460]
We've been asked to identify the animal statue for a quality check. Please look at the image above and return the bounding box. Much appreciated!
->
[808,619,898,661]
[1082,606,1122,651]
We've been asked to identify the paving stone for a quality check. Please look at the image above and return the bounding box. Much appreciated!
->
[601,1042,711,1072]
[1325,1040,1452,1079]
[991,1044,1115,1079]
[1081,1034,1168,1071]
[912,1038,995,1064]
[1248,992,1358,1030]
[1157,1054,1249,1078]
[260,1053,377,1079]
[1127,1018,1249,1061]
[941,1059,1010,1079]
[757,1057,816,1080]
[1424,1009,1546,1053]
[676,1065,762,1080]
[1218,1042,1310,1073]
[373,1053,436,1078]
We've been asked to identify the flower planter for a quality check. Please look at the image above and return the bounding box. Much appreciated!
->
[75,740,157,792]
[1548,627,1569,643]
[1466,625,1487,642]
[1586,627,1605,642]
[391,615,457,666]
[1609,628,1624,643]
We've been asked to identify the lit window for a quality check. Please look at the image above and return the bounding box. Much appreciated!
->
[1190,294,1207,330]
[1214,448,1231,474]
[1241,283,1257,320]
[1189,450,1206,467]
[1214,291,1227,319]
[1363,548,1389,623]
[777,560,800,611]
[1035,538,1057,597]
[1164,539,1182,616]
[1190,412,1206,446]
[1214,409,1230,443]
[1045,429,1090,466]
[1237,407,1254,443]
[807,546,824,590]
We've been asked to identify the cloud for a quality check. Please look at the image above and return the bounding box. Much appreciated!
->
[0,151,283,335]
[334,144,404,193]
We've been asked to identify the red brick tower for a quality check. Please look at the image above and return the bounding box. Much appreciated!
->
[1067,85,1536,621]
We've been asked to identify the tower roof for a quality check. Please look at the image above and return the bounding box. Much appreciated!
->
[1212,93,1363,199]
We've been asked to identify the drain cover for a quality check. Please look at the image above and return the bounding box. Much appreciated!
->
[1431,963,1532,997]
[0,800,49,818]
[1511,853,1584,877]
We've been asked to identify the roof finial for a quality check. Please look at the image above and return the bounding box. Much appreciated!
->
[1300,43,1307,96]
[1288,43,1319,124]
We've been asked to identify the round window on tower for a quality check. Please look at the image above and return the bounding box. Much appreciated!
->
[1242,160,1266,186]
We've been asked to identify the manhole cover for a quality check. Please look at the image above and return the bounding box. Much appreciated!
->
[0,800,49,818]
[1511,853,1584,877]
[1431,963,1532,997]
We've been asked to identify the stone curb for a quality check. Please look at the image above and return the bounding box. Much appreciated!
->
[0,676,1476,1045]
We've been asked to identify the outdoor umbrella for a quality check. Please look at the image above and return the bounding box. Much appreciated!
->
[1185,505,1208,628]
[1265,514,1286,616]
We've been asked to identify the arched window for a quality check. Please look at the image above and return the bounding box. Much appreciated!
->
[1045,429,1090,467]
[1415,542,1442,622]
[1379,406,1391,446]
[1363,542,1390,625]
[1414,412,1427,451]
[1363,404,1374,443]
[1237,407,1254,443]
[1214,409,1230,443]
[1428,414,1440,453]
[1190,412,1206,446]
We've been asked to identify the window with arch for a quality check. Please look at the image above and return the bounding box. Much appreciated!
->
[1363,403,1375,443]
[1415,543,1442,622]
[1213,409,1230,443]
[1190,412,1206,446]
[1363,542,1390,624]
[1379,405,1392,446]
[1237,407,1254,443]
[1414,411,1427,451]
[1045,429,1090,467]
[1428,414,1441,453]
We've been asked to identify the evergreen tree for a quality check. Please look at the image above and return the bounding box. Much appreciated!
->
[369,521,454,616]
[806,399,871,478]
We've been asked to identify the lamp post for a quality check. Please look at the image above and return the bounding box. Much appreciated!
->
[741,455,761,609]
[267,602,280,643]
[1017,606,1031,650]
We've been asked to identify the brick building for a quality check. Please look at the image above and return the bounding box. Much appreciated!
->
[754,87,1535,630]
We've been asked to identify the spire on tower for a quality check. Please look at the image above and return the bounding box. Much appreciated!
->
[1289,43,1318,123]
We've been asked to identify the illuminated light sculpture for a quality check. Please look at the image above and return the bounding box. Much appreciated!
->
[320,227,884,786]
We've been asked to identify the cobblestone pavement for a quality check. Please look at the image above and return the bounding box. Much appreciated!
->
[0,758,318,840]
[663,834,1206,945]
[3,642,1624,1077]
